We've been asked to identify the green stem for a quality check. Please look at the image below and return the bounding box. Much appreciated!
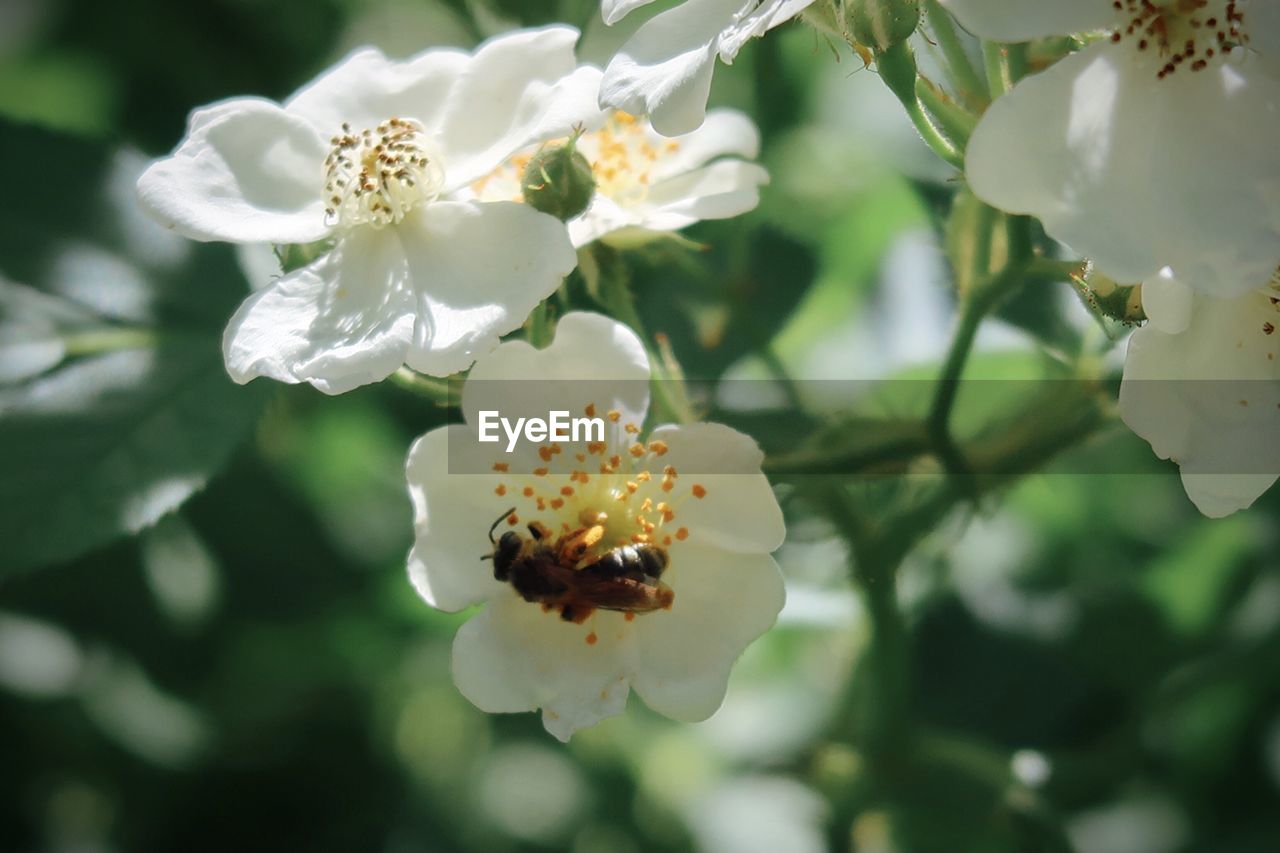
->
[926,203,998,480]
[915,76,977,147]
[1003,42,1030,86]
[877,41,966,169]
[593,247,693,426]
[820,482,912,750]
[927,268,1013,463]
[1006,214,1034,266]
[764,423,930,477]
[982,41,1010,98]
[525,300,554,348]
[62,328,161,357]
[924,0,987,107]
[967,199,998,285]
[389,367,454,405]
[900,93,966,170]
[982,40,1029,98]
[758,343,807,414]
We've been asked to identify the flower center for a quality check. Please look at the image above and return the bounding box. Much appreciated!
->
[579,113,681,202]
[1108,0,1250,78]
[491,404,705,557]
[483,402,716,627]
[323,118,444,229]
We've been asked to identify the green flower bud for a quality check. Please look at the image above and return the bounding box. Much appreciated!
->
[521,132,596,222]
[845,0,920,53]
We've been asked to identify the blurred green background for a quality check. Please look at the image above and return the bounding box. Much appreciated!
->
[3,1,1280,851]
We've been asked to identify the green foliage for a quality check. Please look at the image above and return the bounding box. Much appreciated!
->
[2,2,1279,852]
[0,119,269,575]
[0,340,268,576]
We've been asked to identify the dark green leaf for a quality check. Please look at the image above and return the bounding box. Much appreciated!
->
[0,341,269,576]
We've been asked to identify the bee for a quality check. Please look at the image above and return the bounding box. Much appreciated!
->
[483,508,674,624]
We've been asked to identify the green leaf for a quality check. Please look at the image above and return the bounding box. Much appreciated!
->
[0,341,269,576]
[0,117,270,576]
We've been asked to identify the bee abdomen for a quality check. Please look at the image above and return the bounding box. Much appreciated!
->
[584,544,669,581]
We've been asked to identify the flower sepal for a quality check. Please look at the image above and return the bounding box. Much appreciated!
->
[1070,265,1146,327]
[274,239,335,275]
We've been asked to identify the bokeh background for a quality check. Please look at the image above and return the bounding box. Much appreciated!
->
[3,1,1280,851]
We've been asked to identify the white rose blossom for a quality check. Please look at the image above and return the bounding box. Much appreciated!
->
[137,27,601,394]
[599,0,816,136]
[1119,268,1280,517]
[940,0,1280,298]
[405,312,786,740]
[470,90,768,247]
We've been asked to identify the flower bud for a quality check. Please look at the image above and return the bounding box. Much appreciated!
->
[845,0,920,53]
[521,133,596,222]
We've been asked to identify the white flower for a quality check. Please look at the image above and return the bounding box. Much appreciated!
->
[470,100,768,247]
[599,0,816,136]
[137,27,600,394]
[1119,267,1280,517]
[405,312,786,740]
[942,0,1280,298]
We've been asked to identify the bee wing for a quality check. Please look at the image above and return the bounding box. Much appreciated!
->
[569,572,674,613]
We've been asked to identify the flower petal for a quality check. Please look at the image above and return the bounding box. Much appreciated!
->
[648,108,762,182]
[1120,288,1280,516]
[634,159,769,231]
[437,27,602,189]
[568,195,637,247]
[222,228,414,394]
[1177,473,1279,519]
[602,0,658,26]
[967,42,1280,297]
[461,311,651,430]
[284,46,470,137]
[600,0,744,136]
[406,426,519,612]
[137,98,330,244]
[397,200,577,377]
[1250,1,1280,64]
[716,0,814,61]
[632,541,784,721]
[1141,268,1193,335]
[645,422,785,553]
[452,596,635,741]
[937,0,1116,42]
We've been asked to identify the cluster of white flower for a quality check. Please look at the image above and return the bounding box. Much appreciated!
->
[940,0,1279,516]
[137,26,767,395]
[137,24,778,738]
[135,0,1279,738]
